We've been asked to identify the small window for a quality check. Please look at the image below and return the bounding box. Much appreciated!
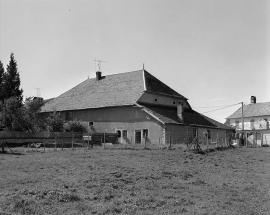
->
[154,98,157,102]
[65,112,72,121]
[250,119,254,129]
[143,129,148,138]
[89,122,94,127]
[123,130,127,140]
[207,130,211,139]
[235,121,239,129]
[117,130,121,138]
[173,102,176,104]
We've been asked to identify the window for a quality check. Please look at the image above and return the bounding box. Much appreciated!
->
[235,121,239,129]
[143,129,148,138]
[123,130,127,140]
[207,130,211,139]
[250,119,254,129]
[65,112,72,121]
[135,130,141,144]
[117,130,121,138]
[154,98,158,102]
[88,122,94,127]
[173,102,176,104]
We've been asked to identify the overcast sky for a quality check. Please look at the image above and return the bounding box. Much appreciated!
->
[0,0,269,123]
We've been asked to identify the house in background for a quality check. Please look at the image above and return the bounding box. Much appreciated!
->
[226,96,270,145]
[226,96,270,130]
[41,70,233,144]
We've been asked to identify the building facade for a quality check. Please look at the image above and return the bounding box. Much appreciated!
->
[42,70,233,144]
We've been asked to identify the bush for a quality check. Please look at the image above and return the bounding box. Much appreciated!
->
[64,119,87,133]
[46,111,64,132]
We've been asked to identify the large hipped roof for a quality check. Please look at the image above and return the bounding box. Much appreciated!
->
[41,70,186,112]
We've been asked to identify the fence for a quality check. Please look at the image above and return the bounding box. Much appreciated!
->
[236,130,270,147]
[0,131,83,153]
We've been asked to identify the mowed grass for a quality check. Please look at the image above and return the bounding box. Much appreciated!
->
[0,146,270,215]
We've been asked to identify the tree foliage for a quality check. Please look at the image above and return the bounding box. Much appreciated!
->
[46,111,64,132]
[1,53,23,104]
[0,97,46,132]
[0,61,5,102]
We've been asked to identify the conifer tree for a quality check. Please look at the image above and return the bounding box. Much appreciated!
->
[2,53,23,104]
[0,61,4,102]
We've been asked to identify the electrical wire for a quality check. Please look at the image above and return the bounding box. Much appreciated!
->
[194,104,237,108]
[201,103,241,114]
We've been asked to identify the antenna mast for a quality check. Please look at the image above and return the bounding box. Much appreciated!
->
[34,88,41,97]
[94,58,107,72]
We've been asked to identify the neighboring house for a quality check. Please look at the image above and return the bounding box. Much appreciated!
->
[41,70,233,144]
[226,96,270,130]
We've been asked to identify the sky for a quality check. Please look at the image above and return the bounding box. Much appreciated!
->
[0,0,269,123]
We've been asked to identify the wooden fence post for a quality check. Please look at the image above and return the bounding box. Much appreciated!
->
[216,134,218,148]
[104,133,106,149]
[87,135,89,150]
[1,139,5,153]
[43,139,45,153]
[62,139,64,150]
[144,135,146,149]
[206,134,209,151]
[55,137,57,151]
[72,133,74,150]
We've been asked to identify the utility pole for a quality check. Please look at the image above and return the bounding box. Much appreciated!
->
[241,102,244,130]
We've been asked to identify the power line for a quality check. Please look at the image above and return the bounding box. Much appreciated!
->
[194,104,239,108]
[201,103,241,114]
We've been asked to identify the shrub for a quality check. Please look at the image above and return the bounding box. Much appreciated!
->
[64,119,87,133]
[46,111,64,132]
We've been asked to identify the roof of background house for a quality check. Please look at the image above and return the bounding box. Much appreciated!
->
[226,102,270,119]
[140,103,234,130]
[41,70,187,112]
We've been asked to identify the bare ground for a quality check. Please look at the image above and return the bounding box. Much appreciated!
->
[0,145,270,215]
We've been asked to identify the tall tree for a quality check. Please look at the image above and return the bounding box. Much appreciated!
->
[2,53,23,104]
[0,61,4,102]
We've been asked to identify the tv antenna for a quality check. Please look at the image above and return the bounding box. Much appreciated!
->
[34,87,41,97]
[94,58,107,71]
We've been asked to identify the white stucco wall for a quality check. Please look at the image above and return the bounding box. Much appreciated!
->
[229,116,270,130]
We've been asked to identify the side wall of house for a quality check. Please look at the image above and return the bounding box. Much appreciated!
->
[165,124,231,145]
[61,106,165,144]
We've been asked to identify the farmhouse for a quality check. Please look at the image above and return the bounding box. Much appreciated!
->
[226,96,270,145]
[42,70,233,144]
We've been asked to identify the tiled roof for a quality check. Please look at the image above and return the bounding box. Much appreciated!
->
[226,102,270,119]
[144,71,187,99]
[140,103,233,130]
[41,70,187,112]
[42,70,145,112]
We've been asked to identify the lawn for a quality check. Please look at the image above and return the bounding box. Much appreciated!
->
[0,145,270,215]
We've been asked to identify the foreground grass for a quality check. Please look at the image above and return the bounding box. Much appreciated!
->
[0,146,270,215]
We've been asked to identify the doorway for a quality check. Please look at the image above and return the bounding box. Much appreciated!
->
[135,130,141,144]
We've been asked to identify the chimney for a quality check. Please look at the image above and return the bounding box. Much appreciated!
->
[177,102,184,122]
[96,71,102,81]
[251,96,256,104]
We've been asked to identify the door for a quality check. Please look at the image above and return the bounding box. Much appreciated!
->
[122,130,127,144]
[116,130,121,143]
[135,130,141,144]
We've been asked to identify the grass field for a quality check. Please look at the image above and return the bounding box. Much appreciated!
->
[0,145,270,215]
